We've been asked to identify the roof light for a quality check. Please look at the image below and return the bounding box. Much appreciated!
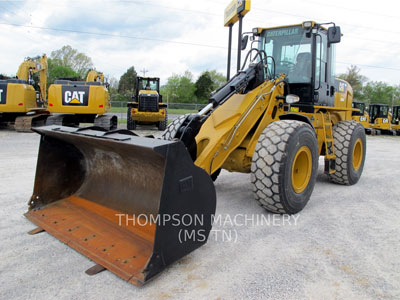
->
[302,21,313,29]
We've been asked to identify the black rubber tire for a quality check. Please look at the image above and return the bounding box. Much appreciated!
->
[110,116,118,130]
[161,114,189,140]
[211,168,221,182]
[157,112,168,131]
[251,120,319,214]
[127,107,136,130]
[328,121,366,185]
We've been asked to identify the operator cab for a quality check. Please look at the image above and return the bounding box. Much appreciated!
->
[137,77,160,94]
[391,106,400,125]
[369,104,389,124]
[254,21,341,108]
[352,101,366,116]
[135,77,162,112]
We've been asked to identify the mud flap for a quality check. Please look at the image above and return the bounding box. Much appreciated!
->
[25,125,216,286]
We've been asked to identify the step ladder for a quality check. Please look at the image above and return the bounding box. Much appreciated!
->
[320,112,336,174]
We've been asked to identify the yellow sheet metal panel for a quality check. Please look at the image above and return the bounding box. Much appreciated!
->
[131,108,166,122]
[224,0,251,26]
[0,83,36,113]
[48,84,109,115]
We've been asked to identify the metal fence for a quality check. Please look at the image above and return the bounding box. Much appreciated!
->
[110,102,206,121]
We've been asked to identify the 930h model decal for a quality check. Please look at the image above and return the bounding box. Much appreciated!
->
[62,85,89,106]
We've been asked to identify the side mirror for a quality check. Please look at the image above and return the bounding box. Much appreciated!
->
[328,26,341,45]
[241,35,249,50]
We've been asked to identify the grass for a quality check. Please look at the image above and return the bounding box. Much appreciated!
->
[110,107,197,115]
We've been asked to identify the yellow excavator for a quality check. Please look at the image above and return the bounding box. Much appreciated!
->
[368,103,392,135]
[0,55,49,130]
[352,101,369,130]
[127,76,167,130]
[25,21,366,286]
[391,105,400,135]
[45,69,117,130]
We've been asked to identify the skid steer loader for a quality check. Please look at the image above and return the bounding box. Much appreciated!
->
[25,21,366,286]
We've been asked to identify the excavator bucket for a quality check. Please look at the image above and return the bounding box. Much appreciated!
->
[25,125,216,286]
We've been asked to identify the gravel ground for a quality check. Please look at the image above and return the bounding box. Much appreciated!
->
[0,129,399,300]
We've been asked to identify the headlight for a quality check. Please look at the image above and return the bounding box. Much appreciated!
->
[286,94,300,104]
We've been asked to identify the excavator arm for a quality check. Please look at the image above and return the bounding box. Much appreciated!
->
[86,70,104,83]
[16,54,48,102]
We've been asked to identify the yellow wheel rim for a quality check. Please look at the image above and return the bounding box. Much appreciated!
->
[291,146,312,194]
[352,138,363,171]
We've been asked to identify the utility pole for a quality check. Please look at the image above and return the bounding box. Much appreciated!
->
[140,68,149,77]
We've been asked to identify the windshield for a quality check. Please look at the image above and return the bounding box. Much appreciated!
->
[370,105,388,118]
[352,102,365,115]
[139,78,159,91]
[260,26,312,83]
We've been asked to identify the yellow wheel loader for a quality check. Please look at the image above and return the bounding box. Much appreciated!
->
[352,101,370,131]
[45,70,118,130]
[368,103,393,135]
[25,21,366,286]
[391,105,400,135]
[127,77,167,130]
[0,55,49,131]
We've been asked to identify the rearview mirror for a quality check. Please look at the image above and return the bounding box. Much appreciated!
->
[241,35,249,50]
[328,26,341,45]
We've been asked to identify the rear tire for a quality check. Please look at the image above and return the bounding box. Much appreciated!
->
[328,121,366,185]
[251,120,318,214]
[127,107,136,130]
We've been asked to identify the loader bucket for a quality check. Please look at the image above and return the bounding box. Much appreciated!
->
[25,125,216,286]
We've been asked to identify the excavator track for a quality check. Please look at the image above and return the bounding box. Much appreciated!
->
[94,114,118,130]
[14,111,50,132]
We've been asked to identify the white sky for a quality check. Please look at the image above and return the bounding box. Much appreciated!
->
[0,0,399,85]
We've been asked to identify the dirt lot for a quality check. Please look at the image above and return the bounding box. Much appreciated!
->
[0,129,399,300]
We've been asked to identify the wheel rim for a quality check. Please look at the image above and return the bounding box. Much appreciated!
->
[291,146,312,194]
[352,138,363,171]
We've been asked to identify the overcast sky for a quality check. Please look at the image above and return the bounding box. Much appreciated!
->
[0,0,399,85]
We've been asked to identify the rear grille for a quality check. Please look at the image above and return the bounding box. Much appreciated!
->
[138,95,159,112]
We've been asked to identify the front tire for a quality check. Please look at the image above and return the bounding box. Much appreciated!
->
[157,111,168,131]
[127,107,136,130]
[161,114,189,140]
[328,121,366,185]
[251,120,319,214]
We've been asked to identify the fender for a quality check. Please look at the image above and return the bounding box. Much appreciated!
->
[279,113,315,130]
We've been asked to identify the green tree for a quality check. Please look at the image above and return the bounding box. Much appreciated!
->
[195,72,213,103]
[363,81,396,105]
[162,71,196,103]
[47,58,79,86]
[195,70,226,103]
[118,66,137,100]
[338,65,368,101]
[50,45,94,78]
